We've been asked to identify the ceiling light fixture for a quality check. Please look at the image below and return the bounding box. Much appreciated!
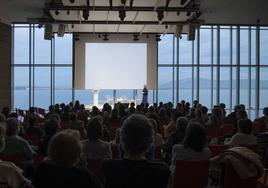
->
[69,0,75,3]
[186,11,191,16]
[119,9,126,21]
[157,10,164,21]
[67,10,70,15]
[156,34,161,42]
[103,34,109,41]
[82,10,89,20]
[133,34,139,41]
[55,10,59,15]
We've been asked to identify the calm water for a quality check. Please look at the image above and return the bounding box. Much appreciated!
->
[14,89,268,120]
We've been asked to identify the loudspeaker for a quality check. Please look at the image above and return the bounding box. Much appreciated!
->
[57,24,66,37]
[188,24,196,41]
[174,25,183,38]
[44,24,53,40]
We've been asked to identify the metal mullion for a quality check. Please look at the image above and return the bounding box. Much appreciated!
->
[248,27,252,117]
[51,35,54,105]
[230,26,233,112]
[29,25,32,108]
[32,25,35,108]
[211,26,214,110]
[236,26,240,105]
[156,41,158,103]
[172,36,175,104]
[176,37,179,104]
[191,40,194,103]
[72,34,75,103]
[196,28,200,101]
[216,25,220,104]
[256,25,260,118]
[11,25,15,110]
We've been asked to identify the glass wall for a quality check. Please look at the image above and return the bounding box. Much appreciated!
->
[12,24,73,110]
[157,26,268,119]
[12,25,268,119]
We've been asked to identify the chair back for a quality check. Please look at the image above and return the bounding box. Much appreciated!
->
[111,144,119,159]
[208,144,229,157]
[0,153,22,167]
[207,127,220,139]
[154,145,162,160]
[221,124,235,137]
[173,160,209,188]
[87,159,103,182]
[222,159,258,188]
[60,121,69,129]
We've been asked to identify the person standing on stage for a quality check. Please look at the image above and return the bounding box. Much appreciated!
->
[142,85,148,104]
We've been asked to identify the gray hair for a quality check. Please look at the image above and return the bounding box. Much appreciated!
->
[120,114,153,155]
[48,130,81,167]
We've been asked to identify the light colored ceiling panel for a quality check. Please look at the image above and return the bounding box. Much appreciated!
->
[118,24,144,33]
[95,24,119,32]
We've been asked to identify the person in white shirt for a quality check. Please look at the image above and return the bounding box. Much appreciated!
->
[0,122,30,188]
[226,119,257,147]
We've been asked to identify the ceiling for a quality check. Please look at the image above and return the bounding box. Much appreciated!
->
[0,0,268,34]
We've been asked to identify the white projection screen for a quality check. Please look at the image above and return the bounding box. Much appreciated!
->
[85,43,146,89]
[74,34,157,89]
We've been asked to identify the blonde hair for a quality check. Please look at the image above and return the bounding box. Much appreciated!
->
[48,130,81,167]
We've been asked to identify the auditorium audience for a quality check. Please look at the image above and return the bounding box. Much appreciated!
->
[3,99,267,187]
[225,119,257,147]
[2,118,35,169]
[102,114,170,188]
[81,117,111,159]
[2,106,11,119]
[33,130,101,188]
[170,122,211,175]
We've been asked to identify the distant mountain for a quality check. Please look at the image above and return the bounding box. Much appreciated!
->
[159,78,268,89]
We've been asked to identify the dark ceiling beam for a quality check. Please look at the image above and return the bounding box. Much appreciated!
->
[30,18,189,25]
[45,5,199,12]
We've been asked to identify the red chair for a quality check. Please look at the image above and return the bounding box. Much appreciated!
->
[33,154,46,169]
[154,145,162,160]
[222,159,258,188]
[25,133,40,146]
[111,144,119,159]
[60,121,70,129]
[87,159,103,182]
[173,160,209,188]
[207,127,220,139]
[0,153,22,167]
[108,126,118,140]
[208,144,230,157]
[221,124,235,137]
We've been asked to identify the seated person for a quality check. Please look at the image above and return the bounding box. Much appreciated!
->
[2,118,35,169]
[149,118,163,146]
[170,122,211,175]
[255,107,268,130]
[24,116,43,144]
[69,113,86,140]
[33,130,100,188]
[0,124,31,188]
[162,117,188,164]
[102,114,170,188]
[81,117,111,159]
[38,118,60,156]
[226,119,257,147]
